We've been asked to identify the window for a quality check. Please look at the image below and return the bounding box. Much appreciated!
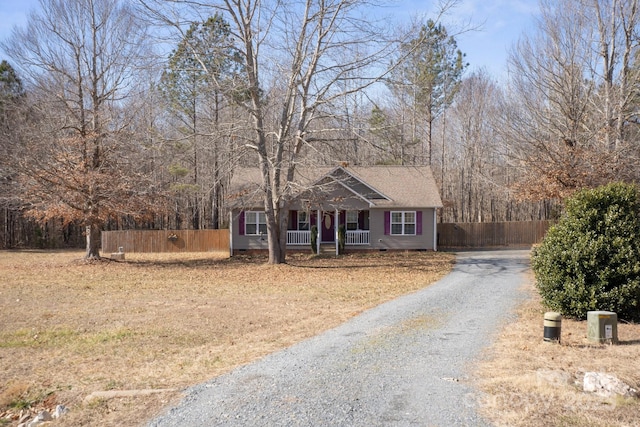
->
[245,211,267,235]
[346,211,359,231]
[391,211,416,235]
[298,211,309,230]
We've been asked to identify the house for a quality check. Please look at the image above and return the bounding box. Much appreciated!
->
[228,165,443,255]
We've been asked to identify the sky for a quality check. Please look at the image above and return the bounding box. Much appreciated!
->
[0,0,540,81]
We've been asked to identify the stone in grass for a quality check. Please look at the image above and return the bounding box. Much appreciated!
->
[25,410,52,427]
[18,405,69,427]
[536,369,574,387]
[52,405,69,419]
[583,372,638,398]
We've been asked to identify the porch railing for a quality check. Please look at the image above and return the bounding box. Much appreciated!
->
[287,230,311,245]
[346,230,370,245]
[286,230,370,246]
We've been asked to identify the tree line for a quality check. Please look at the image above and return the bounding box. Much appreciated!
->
[1,0,640,262]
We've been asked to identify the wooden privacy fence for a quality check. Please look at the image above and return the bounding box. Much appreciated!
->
[102,229,230,253]
[103,221,552,253]
[437,220,554,248]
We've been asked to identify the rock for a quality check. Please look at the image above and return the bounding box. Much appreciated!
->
[52,405,69,419]
[583,372,638,398]
[27,410,53,427]
[536,369,574,386]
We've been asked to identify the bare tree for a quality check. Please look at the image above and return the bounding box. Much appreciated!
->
[503,0,640,200]
[442,70,497,222]
[2,0,162,259]
[141,0,407,263]
[589,0,640,151]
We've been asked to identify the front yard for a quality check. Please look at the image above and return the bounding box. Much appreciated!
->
[2,250,638,427]
[0,250,454,426]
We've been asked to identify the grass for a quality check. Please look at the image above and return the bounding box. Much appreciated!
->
[474,274,640,427]
[0,250,455,426]
[3,249,638,427]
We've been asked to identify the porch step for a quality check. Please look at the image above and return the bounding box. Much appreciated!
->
[318,244,337,254]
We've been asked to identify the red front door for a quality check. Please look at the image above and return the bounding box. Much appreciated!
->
[321,212,335,242]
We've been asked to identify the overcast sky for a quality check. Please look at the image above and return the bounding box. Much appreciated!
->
[0,0,539,81]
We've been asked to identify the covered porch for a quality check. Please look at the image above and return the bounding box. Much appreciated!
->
[287,209,370,248]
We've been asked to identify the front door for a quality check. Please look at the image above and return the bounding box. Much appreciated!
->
[321,211,335,242]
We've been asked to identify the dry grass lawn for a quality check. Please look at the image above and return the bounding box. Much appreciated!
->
[0,250,455,426]
[475,275,640,427]
[3,250,639,427]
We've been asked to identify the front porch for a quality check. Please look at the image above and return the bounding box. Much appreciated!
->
[287,209,370,248]
[286,229,370,246]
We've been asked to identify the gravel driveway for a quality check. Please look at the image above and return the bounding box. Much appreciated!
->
[149,250,531,427]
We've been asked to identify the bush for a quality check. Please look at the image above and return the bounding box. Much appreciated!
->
[337,225,346,254]
[310,225,318,254]
[532,182,640,321]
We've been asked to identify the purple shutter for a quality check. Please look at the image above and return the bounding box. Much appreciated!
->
[384,211,390,235]
[358,211,365,230]
[238,211,245,235]
[416,211,423,235]
[339,211,346,226]
[289,210,298,230]
[310,212,317,227]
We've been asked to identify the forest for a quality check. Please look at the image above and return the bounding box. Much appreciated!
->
[1,0,640,261]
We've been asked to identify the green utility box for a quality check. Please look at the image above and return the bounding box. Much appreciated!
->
[587,311,618,344]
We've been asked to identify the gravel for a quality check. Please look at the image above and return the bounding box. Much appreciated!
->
[149,250,531,427]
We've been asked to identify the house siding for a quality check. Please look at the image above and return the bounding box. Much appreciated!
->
[231,207,436,253]
[231,209,269,251]
[366,208,435,251]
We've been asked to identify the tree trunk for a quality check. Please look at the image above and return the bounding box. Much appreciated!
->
[211,184,220,229]
[266,209,287,264]
[84,223,101,259]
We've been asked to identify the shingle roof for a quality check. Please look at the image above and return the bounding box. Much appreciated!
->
[227,165,442,208]
[345,166,442,208]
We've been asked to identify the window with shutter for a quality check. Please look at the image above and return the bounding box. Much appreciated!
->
[390,211,417,235]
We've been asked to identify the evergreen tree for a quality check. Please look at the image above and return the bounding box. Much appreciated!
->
[389,20,467,164]
[0,60,26,215]
[160,14,244,229]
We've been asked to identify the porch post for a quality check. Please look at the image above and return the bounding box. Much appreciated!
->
[433,208,438,251]
[316,209,321,254]
[334,208,339,256]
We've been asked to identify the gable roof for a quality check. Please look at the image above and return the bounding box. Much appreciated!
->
[345,166,442,208]
[227,165,442,209]
[322,167,391,202]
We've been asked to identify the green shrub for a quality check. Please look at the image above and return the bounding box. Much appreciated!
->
[337,225,346,254]
[532,182,640,321]
[310,225,318,254]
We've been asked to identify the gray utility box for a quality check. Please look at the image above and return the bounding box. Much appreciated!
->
[587,311,618,344]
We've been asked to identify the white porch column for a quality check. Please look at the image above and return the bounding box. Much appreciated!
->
[316,209,321,254]
[334,208,339,256]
